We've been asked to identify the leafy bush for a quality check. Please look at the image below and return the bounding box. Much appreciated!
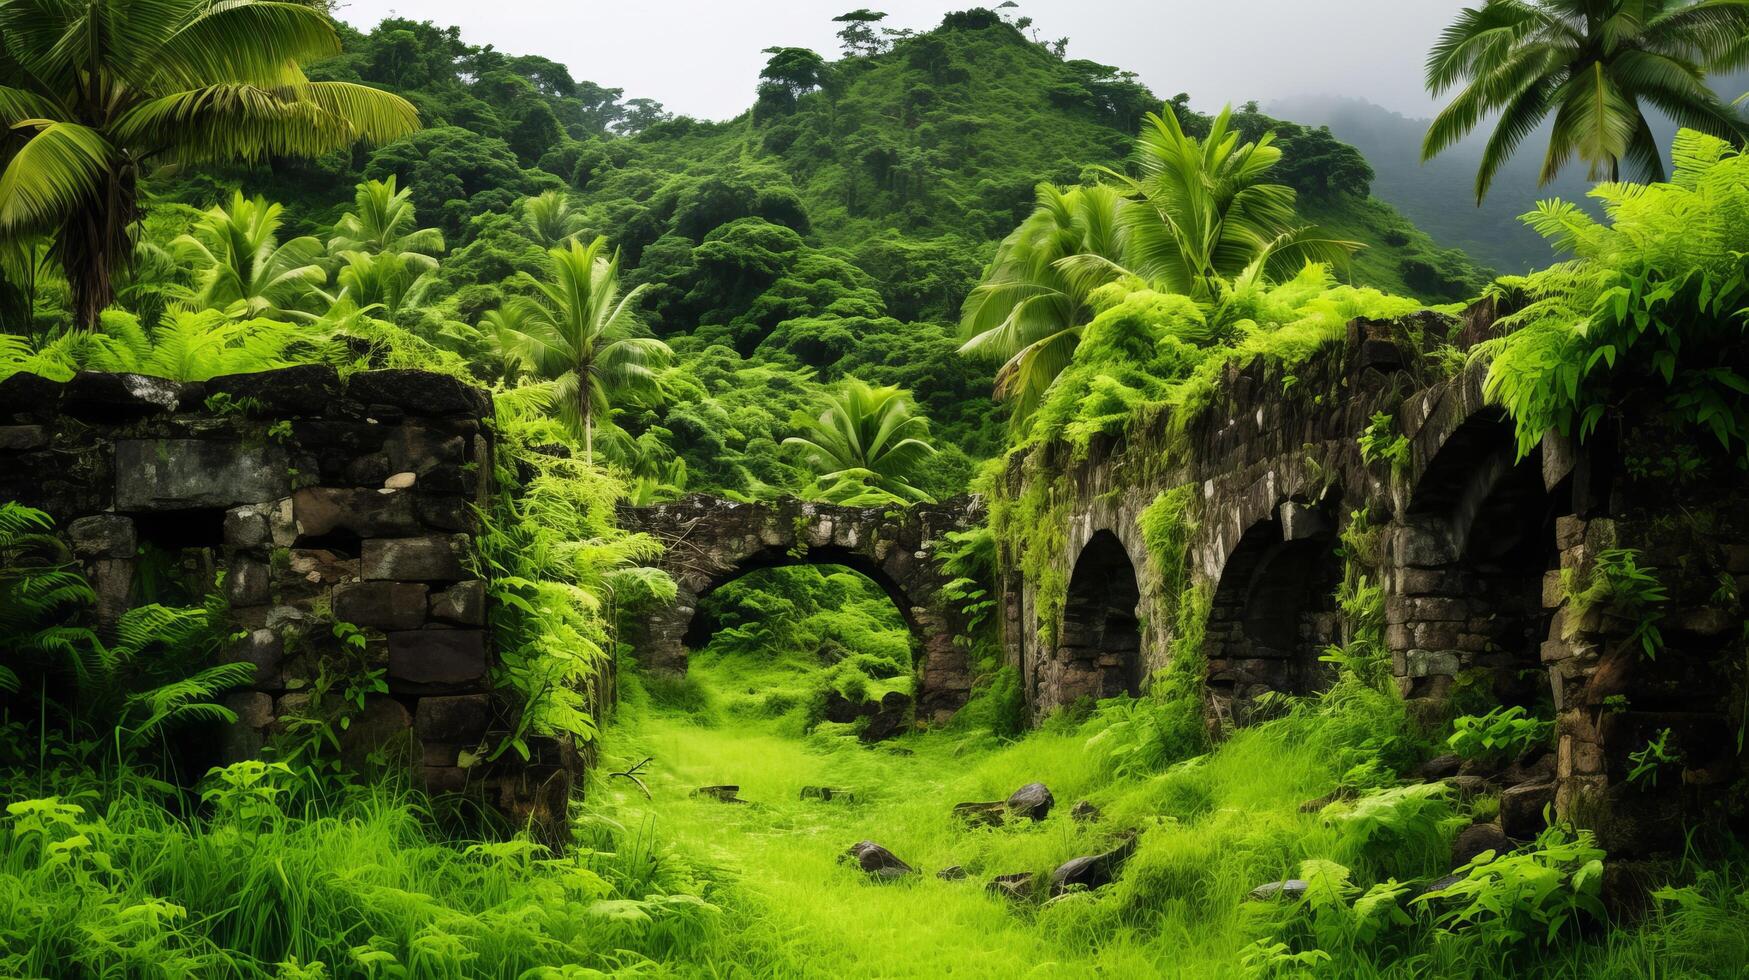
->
[1448,706,1554,763]
[1414,827,1607,949]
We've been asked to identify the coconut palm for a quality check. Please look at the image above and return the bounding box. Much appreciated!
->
[961,105,1354,426]
[1424,0,1749,201]
[783,378,938,505]
[173,193,326,320]
[959,183,1128,424]
[523,190,588,248]
[497,236,671,464]
[1096,106,1357,299]
[0,0,419,328]
[328,176,445,258]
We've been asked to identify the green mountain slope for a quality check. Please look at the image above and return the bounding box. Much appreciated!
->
[157,10,1490,493]
[568,12,1487,312]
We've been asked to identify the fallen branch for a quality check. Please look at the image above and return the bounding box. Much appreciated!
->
[610,756,653,799]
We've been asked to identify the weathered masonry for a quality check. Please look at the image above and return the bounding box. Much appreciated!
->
[0,366,579,836]
[997,305,1749,859]
[618,494,983,724]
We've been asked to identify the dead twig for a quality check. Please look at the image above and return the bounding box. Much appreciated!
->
[610,756,654,799]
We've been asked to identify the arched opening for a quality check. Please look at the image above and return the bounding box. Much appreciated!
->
[1398,411,1566,706]
[676,562,918,742]
[1045,530,1143,708]
[1204,502,1343,727]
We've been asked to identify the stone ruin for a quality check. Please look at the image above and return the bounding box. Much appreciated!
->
[998,305,1749,863]
[617,493,984,725]
[0,365,579,838]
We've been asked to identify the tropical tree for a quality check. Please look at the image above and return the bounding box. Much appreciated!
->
[959,183,1128,423]
[1094,105,1357,298]
[0,0,419,328]
[522,190,588,248]
[1423,0,1749,201]
[961,105,1353,425]
[327,250,438,319]
[328,176,445,258]
[173,193,326,320]
[497,236,671,464]
[784,378,937,504]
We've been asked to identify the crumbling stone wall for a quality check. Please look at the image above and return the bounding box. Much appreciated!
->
[618,494,983,724]
[0,366,579,837]
[998,306,1749,859]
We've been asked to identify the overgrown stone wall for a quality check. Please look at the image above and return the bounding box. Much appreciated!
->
[618,494,983,724]
[998,304,1749,860]
[0,366,579,836]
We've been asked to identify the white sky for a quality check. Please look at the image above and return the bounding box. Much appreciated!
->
[333,0,1464,121]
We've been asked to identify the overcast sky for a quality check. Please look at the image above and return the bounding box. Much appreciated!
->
[334,0,1463,121]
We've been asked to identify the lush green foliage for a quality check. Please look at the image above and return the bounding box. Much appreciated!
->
[0,0,418,326]
[1422,0,1749,200]
[1478,131,1749,471]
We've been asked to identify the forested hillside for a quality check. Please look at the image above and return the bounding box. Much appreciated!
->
[149,9,1488,487]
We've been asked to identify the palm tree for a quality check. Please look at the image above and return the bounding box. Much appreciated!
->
[960,105,1354,426]
[327,249,437,319]
[0,0,419,328]
[328,176,445,258]
[1097,106,1356,299]
[959,183,1128,424]
[1423,0,1749,201]
[783,378,938,505]
[497,236,671,464]
[173,193,326,320]
[523,190,588,248]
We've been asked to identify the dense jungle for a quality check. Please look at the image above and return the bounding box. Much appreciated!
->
[4,1,1749,976]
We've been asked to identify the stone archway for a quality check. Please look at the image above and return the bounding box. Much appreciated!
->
[1041,530,1144,706]
[1390,409,1566,705]
[1203,499,1344,727]
[617,494,983,723]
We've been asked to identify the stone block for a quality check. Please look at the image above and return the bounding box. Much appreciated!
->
[429,580,486,626]
[348,370,489,418]
[205,364,340,416]
[338,696,414,769]
[334,580,429,630]
[62,372,181,420]
[292,486,422,538]
[364,535,467,582]
[1541,570,1566,610]
[1405,648,1461,678]
[115,439,288,511]
[226,557,271,606]
[1499,781,1555,840]
[224,505,270,549]
[0,372,63,421]
[225,690,275,729]
[0,425,46,451]
[385,426,466,476]
[224,629,284,688]
[388,629,487,691]
[284,549,359,588]
[415,493,472,532]
[413,694,494,742]
[68,514,135,559]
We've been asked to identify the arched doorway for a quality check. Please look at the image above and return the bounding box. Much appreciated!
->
[1204,502,1343,727]
[1042,530,1143,708]
[1396,410,1566,706]
[677,562,917,741]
